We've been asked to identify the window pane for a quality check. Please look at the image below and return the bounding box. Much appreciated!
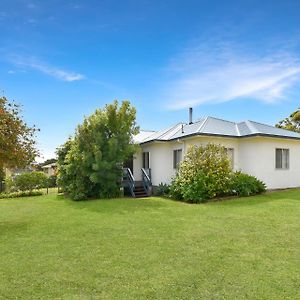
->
[283,149,289,169]
[226,148,234,169]
[276,148,289,169]
[276,149,282,169]
[177,150,182,164]
[173,150,177,169]
[173,149,182,169]
[143,152,149,169]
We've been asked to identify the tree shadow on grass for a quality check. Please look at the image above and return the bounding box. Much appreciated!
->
[61,196,167,215]
[209,189,300,208]
[0,221,29,236]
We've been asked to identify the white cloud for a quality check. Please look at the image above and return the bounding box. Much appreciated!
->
[8,54,84,82]
[35,148,56,163]
[164,41,300,109]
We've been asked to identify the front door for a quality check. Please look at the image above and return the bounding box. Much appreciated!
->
[124,156,133,173]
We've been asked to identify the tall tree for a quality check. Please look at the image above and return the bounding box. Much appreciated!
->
[0,96,39,171]
[57,100,139,200]
[276,108,300,133]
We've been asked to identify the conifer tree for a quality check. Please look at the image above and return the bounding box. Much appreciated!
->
[57,100,139,200]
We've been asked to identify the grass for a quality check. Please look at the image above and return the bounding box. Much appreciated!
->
[0,190,300,299]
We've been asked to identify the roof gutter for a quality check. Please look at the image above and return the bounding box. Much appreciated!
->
[139,132,300,145]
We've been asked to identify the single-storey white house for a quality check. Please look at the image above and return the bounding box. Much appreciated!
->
[128,109,300,192]
[42,163,57,177]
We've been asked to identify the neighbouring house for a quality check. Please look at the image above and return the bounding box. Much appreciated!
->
[42,163,57,177]
[129,108,300,191]
[4,165,36,178]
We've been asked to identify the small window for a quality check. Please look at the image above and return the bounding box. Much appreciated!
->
[226,148,234,169]
[142,152,150,169]
[276,149,289,169]
[173,149,182,169]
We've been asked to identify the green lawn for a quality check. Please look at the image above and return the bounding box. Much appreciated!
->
[1,190,300,299]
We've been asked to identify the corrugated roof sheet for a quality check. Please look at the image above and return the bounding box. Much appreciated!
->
[133,131,156,143]
[137,116,300,144]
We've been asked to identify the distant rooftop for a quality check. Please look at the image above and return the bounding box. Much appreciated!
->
[136,116,300,144]
[42,163,57,168]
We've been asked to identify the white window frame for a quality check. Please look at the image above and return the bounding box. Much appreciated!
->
[275,148,289,170]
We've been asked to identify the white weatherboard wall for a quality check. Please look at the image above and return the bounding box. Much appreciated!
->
[134,135,300,189]
[184,136,240,171]
[238,137,300,189]
[135,136,240,186]
[138,142,177,185]
[133,148,143,181]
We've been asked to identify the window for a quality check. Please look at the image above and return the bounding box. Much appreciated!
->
[226,148,234,169]
[142,152,150,169]
[173,149,182,169]
[276,149,289,169]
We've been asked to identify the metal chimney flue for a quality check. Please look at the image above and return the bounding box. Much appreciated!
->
[189,107,193,124]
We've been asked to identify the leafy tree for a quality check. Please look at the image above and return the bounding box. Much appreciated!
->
[0,96,39,172]
[57,100,139,200]
[46,175,57,188]
[56,139,73,192]
[0,168,5,182]
[276,108,300,132]
[169,144,232,203]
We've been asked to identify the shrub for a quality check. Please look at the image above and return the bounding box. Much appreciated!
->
[0,190,43,199]
[230,172,266,196]
[154,183,170,196]
[169,144,232,203]
[4,177,15,192]
[46,175,57,188]
[13,172,47,191]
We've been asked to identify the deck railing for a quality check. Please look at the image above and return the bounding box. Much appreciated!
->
[123,168,135,197]
[141,168,152,196]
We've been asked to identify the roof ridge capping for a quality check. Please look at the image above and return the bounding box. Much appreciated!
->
[196,117,209,132]
[152,122,185,140]
[206,115,237,124]
[235,123,241,136]
[244,120,259,134]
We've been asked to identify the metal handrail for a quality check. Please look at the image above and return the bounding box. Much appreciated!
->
[141,168,152,195]
[123,168,135,197]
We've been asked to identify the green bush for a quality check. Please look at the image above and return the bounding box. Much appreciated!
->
[46,175,57,188]
[57,101,139,200]
[4,177,15,192]
[154,183,170,196]
[230,172,266,196]
[0,190,43,199]
[169,144,232,203]
[13,172,47,191]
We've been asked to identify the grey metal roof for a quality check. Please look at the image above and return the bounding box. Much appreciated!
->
[137,116,300,144]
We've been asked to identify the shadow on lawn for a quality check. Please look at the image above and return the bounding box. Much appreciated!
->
[0,221,29,236]
[210,188,300,207]
[61,196,167,215]
[57,188,300,213]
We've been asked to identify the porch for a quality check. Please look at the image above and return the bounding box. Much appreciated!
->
[122,168,152,198]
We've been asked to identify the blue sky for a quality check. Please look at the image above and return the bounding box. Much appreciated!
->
[1,0,300,160]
